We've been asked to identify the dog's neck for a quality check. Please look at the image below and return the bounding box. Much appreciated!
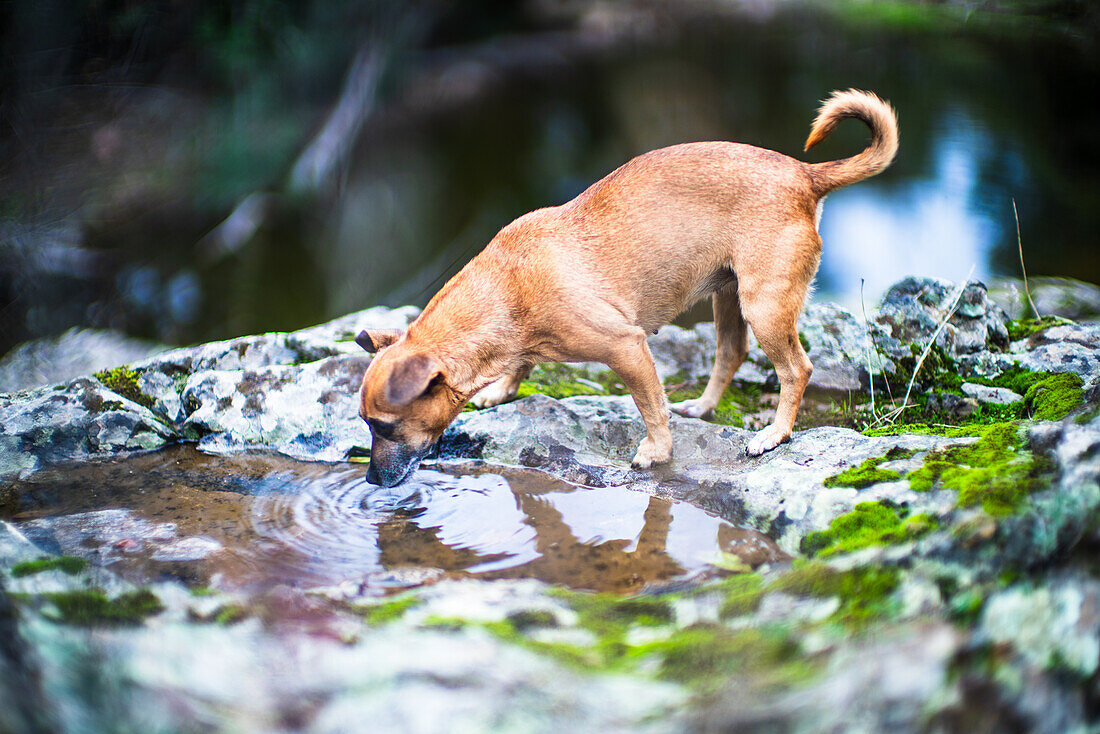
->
[406,283,522,399]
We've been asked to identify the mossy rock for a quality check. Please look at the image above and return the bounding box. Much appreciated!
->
[906,422,1054,515]
[717,573,766,619]
[768,561,901,630]
[801,501,936,557]
[505,609,560,631]
[1006,315,1074,341]
[355,594,421,625]
[213,603,250,625]
[823,447,917,489]
[1023,373,1083,422]
[42,588,164,627]
[465,363,627,410]
[862,367,1083,435]
[560,591,675,637]
[651,624,810,688]
[11,556,87,578]
[94,365,157,411]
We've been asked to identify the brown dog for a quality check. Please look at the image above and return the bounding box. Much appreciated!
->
[355,89,898,487]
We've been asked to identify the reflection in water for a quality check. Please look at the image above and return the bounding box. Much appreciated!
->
[4,447,785,594]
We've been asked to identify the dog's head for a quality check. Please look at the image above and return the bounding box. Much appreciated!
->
[355,329,463,487]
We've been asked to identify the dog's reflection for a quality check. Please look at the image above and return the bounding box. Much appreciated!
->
[375,472,783,593]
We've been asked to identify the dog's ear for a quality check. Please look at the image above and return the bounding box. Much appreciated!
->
[385,353,444,407]
[355,329,403,353]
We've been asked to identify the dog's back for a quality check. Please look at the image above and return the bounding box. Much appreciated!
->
[480,90,898,331]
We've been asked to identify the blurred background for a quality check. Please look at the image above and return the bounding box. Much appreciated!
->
[1,0,1098,358]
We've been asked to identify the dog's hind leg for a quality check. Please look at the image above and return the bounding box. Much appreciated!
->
[739,230,818,456]
[468,365,532,408]
[671,281,748,419]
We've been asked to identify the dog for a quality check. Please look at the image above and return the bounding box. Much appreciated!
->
[355,89,898,487]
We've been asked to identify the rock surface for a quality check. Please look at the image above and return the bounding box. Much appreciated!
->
[875,277,1011,356]
[990,276,1100,322]
[1,276,1100,733]
[0,327,166,393]
[440,394,962,553]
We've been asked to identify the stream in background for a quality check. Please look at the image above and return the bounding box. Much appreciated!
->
[1,2,1097,354]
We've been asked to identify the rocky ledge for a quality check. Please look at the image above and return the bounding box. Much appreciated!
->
[2,276,1100,733]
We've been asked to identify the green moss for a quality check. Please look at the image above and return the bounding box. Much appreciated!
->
[421,616,470,631]
[1006,316,1073,342]
[481,589,677,672]
[823,447,917,488]
[717,573,765,619]
[212,603,250,625]
[906,422,1054,515]
[43,589,164,627]
[863,423,948,437]
[189,586,217,597]
[505,609,559,631]
[862,345,1027,429]
[955,367,1081,422]
[863,366,1083,438]
[767,560,842,598]
[484,597,816,689]
[515,381,602,400]
[801,501,937,557]
[664,375,763,427]
[1024,373,1083,421]
[561,591,674,637]
[1076,404,1100,425]
[356,594,421,626]
[94,365,157,411]
[890,344,964,394]
[516,363,626,400]
[948,589,986,626]
[829,567,902,629]
[650,624,811,688]
[482,619,606,670]
[465,364,628,410]
[768,561,901,630]
[794,393,875,432]
[11,556,87,578]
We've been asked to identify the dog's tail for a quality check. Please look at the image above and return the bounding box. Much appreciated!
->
[803,89,898,196]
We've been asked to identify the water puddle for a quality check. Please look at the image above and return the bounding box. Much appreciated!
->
[3,446,785,594]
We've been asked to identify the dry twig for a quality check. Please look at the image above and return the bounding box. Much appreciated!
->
[870,266,975,428]
[1014,198,1042,320]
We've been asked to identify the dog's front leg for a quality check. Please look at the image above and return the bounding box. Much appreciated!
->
[605,331,673,469]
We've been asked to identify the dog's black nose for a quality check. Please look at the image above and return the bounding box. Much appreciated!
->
[365,462,380,486]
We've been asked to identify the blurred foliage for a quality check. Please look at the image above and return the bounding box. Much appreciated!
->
[1,0,1098,356]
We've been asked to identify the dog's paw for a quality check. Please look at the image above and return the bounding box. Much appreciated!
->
[468,379,518,409]
[670,398,713,420]
[630,436,672,469]
[746,425,790,456]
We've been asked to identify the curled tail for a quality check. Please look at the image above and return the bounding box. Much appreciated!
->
[803,89,898,197]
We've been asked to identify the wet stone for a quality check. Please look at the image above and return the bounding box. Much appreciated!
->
[961,382,1023,405]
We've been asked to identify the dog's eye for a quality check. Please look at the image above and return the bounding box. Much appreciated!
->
[367,418,397,440]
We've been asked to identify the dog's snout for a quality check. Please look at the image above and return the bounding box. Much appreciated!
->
[365,433,426,487]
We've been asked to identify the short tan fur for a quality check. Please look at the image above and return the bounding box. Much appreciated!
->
[356,89,898,487]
